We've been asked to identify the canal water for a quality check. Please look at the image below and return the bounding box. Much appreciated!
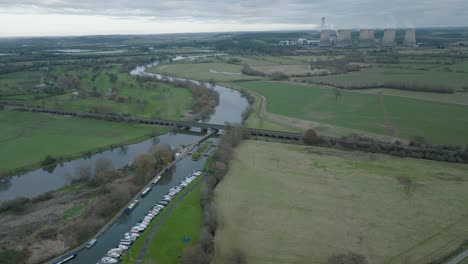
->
[67,144,216,264]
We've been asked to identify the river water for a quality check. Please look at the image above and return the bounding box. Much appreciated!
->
[0,55,248,264]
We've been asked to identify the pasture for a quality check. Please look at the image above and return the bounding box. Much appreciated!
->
[149,62,264,82]
[309,67,468,91]
[0,71,44,96]
[0,110,153,173]
[30,65,193,119]
[236,81,468,145]
[213,140,468,264]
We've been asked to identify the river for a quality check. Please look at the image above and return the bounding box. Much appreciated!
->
[0,55,248,202]
[0,55,248,264]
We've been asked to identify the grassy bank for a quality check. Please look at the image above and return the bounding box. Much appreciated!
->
[213,140,468,264]
[236,81,468,145]
[0,110,157,173]
[121,179,203,264]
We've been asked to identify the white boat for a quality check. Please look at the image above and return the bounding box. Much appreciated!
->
[141,186,152,197]
[101,257,118,264]
[124,200,139,214]
[54,254,76,264]
[152,176,161,185]
[85,239,97,249]
[118,245,128,251]
[107,251,121,258]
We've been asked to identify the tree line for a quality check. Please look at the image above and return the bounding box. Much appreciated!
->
[138,76,220,122]
[302,129,468,164]
[182,125,248,264]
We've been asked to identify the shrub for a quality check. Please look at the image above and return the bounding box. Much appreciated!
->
[0,197,31,213]
[41,155,57,167]
[241,64,265,76]
[303,129,319,145]
[271,71,289,81]
[0,249,30,264]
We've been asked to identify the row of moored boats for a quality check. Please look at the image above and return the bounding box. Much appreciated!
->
[94,170,202,264]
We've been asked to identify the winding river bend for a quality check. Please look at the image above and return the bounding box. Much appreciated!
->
[0,55,248,264]
[0,56,248,202]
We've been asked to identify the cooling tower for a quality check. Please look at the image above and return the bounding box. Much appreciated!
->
[359,29,375,47]
[382,29,396,46]
[337,29,352,47]
[319,30,332,46]
[404,28,416,46]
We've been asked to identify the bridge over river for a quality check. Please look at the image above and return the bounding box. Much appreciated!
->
[2,104,304,141]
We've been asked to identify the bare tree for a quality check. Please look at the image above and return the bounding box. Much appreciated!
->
[150,144,174,167]
[133,154,156,184]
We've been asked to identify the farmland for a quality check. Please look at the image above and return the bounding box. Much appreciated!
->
[307,66,468,91]
[213,140,468,264]
[0,110,154,173]
[235,81,468,145]
[149,62,264,82]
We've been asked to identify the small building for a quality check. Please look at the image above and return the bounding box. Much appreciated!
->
[307,40,320,46]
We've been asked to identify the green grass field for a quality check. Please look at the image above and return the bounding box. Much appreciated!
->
[0,71,44,96]
[310,67,468,90]
[121,181,203,264]
[28,65,192,119]
[213,140,468,264]
[353,88,468,105]
[0,110,154,173]
[235,81,468,145]
[148,62,264,82]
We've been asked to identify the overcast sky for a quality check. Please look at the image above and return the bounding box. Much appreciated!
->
[0,0,467,37]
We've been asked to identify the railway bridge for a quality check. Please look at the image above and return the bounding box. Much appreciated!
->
[2,104,304,141]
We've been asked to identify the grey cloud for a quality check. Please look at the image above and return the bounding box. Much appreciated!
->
[0,0,467,27]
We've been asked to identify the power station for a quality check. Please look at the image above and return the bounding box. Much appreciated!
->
[279,17,418,48]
